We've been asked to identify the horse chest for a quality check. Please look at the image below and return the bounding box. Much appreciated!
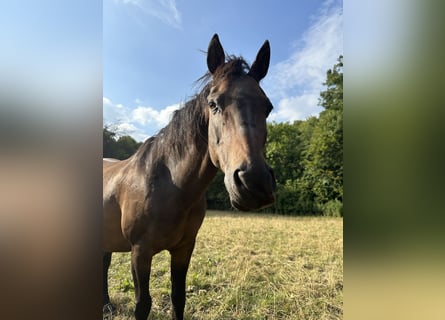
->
[142,206,205,251]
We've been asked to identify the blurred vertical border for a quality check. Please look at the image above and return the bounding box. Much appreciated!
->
[0,1,102,319]
[345,0,445,319]
[1,1,445,319]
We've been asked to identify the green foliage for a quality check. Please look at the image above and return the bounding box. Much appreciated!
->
[255,56,343,215]
[119,277,134,293]
[206,171,232,210]
[300,56,343,215]
[319,55,343,112]
[317,199,343,217]
[103,126,142,160]
[300,109,343,207]
[103,126,117,157]
[266,122,303,185]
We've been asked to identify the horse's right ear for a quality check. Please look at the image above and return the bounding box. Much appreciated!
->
[207,34,225,74]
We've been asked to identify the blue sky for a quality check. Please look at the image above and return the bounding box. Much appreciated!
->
[104,0,343,141]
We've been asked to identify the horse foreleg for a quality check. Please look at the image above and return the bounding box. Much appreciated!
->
[131,245,153,320]
[103,252,117,319]
[103,252,112,305]
[170,241,196,320]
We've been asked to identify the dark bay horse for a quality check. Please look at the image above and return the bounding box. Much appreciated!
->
[103,34,276,320]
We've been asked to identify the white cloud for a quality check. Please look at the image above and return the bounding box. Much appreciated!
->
[265,0,343,123]
[103,96,128,125]
[269,94,321,123]
[103,96,180,141]
[114,0,182,28]
[131,103,179,127]
[103,97,111,105]
[115,122,139,135]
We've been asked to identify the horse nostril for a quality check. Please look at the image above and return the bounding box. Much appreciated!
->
[233,168,243,188]
[233,164,276,195]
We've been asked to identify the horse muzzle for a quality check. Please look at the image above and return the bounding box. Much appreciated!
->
[225,163,276,211]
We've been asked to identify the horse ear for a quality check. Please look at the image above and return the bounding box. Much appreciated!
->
[249,40,270,82]
[207,34,225,74]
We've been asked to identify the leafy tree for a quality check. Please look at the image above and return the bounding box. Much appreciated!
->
[115,135,141,159]
[300,56,343,216]
[319,55,343,112]
[206,171,232,210]
[266,122,303,185]
[103,126,142,160]
[264,120,317,214]
[103,126,117,158]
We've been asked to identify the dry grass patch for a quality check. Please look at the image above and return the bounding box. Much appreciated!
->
[108,211,343,319]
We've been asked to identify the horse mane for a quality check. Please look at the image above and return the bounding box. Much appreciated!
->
[134,56,251,167]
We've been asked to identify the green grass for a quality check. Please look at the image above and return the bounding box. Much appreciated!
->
[107,211,343,319]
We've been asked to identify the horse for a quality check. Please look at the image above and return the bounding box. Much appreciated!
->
[103,34,276,320]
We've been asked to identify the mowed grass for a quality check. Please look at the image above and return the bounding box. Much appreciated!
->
[108,211,343,319]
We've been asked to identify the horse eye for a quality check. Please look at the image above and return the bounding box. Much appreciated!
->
[208,101,219,114]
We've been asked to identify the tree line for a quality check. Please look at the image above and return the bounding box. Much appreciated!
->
[104,56,343,216]
[103,125,142,160]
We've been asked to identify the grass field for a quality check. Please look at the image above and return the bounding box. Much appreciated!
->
[107,211,343,319]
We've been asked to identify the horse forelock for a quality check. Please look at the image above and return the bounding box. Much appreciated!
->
[197,56,250,88]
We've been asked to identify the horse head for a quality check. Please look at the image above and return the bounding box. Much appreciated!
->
[206,34,276,211]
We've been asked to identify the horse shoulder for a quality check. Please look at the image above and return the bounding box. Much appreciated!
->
[103,159,139,252]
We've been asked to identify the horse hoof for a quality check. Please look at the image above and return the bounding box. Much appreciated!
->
[103,303,116,320]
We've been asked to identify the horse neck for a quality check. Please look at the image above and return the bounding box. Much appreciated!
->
[176,144,218,191]
[163,115,217,193]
